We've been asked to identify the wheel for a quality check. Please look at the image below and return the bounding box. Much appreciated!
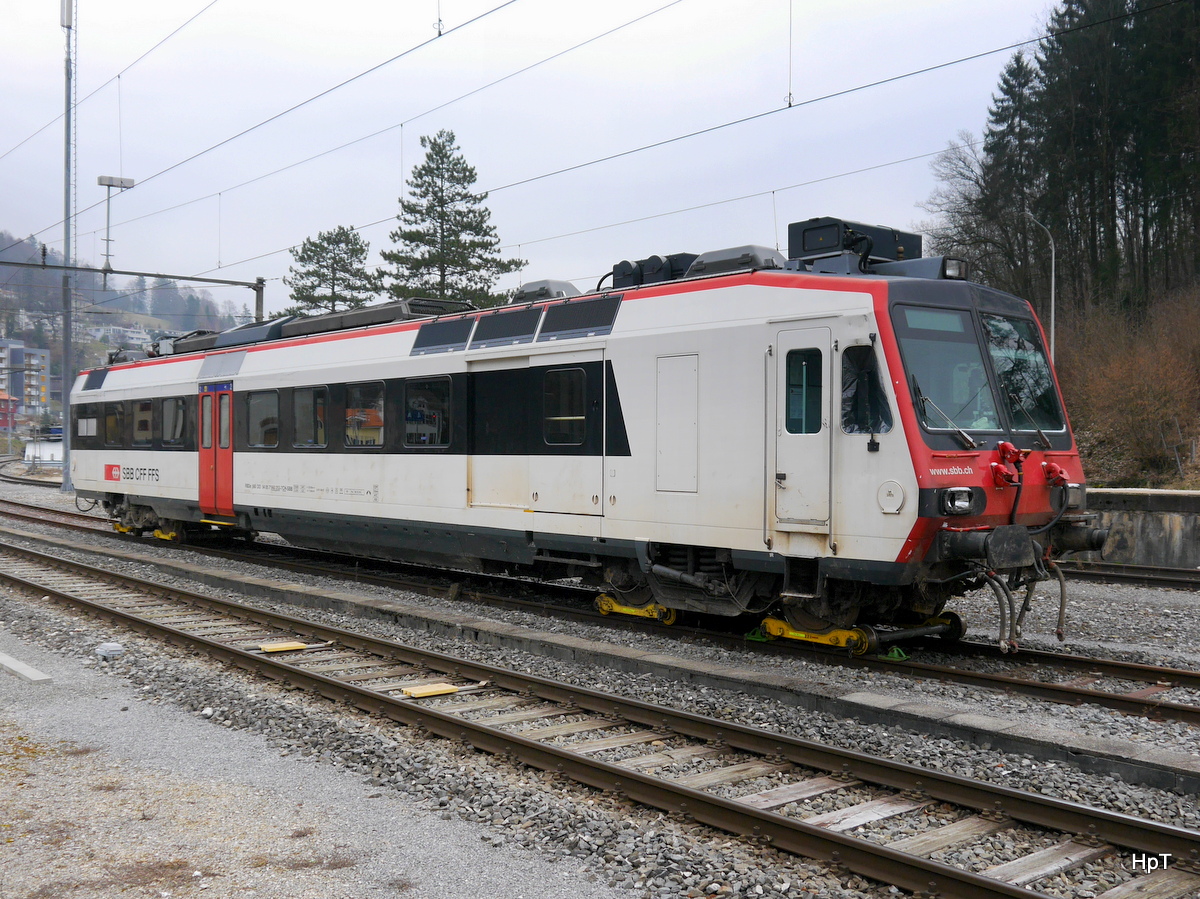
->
[849,625,879,655]
[655,606,678,626]
[782,605,836,632]
[936,611,966,643]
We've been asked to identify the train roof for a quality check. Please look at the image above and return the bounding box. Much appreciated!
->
[97,216,967,369]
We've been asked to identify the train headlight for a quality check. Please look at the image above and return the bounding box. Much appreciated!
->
[942,258,969,280]
[941,487,974,515]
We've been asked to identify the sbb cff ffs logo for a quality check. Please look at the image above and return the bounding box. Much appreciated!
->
[105,465,160,482]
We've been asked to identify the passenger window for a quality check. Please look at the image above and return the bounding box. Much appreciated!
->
[247,391,278,447]
[345,382,384,447]
[219,393,232,449]
[201,395,212,449]
[131,400,153,446]
[293,387,328,448]
[404,379,450,447]
[104,402,125,446]
[785,349,822,434]
[543,369,586,445]
[161,398,186,446]
[841,346,893,435]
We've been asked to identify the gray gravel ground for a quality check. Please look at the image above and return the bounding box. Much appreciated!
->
[0,627,633,899]
[2,482,1200,899]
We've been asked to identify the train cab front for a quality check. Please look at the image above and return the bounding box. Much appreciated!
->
[886,281,1108,650]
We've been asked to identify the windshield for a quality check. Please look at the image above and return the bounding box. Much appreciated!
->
[892,306,999,432]
[981,314,1064,431]
[892,304,1065,439]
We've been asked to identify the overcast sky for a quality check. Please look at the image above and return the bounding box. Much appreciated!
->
[1,0,1054,317]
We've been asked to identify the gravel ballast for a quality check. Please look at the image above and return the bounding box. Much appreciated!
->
[0,624,641,899]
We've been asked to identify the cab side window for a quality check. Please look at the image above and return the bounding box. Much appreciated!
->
[841,346,893,434]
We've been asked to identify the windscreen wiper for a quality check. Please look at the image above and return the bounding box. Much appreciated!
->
[1007,391,1053,450]
[911,375,979,450]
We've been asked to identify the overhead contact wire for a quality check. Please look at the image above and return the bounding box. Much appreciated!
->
[189,1,1187,275]
[77,0,689,239]
[9,0,1185,271]
[0,0,224,163]
[2,0,522,256]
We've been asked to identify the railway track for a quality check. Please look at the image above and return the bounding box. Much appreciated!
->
[5,494,1200,729]
[765,638,1200,727]
[1058,559,1200,590]
[2,538,1198,899]
[0,497,114,533]
[0,459,62,489]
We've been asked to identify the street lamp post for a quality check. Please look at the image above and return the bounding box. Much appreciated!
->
[1026,212,1056,361]
[98,175,135,290]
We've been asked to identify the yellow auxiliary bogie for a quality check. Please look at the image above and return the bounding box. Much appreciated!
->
[594,594,678,625]
[759,617,877,655]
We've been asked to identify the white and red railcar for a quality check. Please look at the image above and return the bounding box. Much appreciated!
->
[70,217,1106,650]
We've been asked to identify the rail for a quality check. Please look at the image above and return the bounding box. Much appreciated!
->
[1,539,1198,899]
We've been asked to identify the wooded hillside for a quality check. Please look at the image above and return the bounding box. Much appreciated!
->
[925,0,1200,485]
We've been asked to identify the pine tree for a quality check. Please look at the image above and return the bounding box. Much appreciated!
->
[284,225,380,316]
[150,278,185,322]
[381,130,524,308]
[980,52,1045,305]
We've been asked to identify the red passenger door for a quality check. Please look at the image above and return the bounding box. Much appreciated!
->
[198,382,234,517]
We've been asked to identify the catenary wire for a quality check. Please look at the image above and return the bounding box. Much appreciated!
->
[73,0,689,240]
[6,0,1186,274]
[193,140,980,279]
[71,0,1190,271]
[129,1,521,194]
[1,0,522,257]
[192,0,1186,283]
[0,0,224,164]
[483,0,1188,195]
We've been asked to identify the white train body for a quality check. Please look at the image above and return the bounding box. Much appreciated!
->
[71,219,1105,634]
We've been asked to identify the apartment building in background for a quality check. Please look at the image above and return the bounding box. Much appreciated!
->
[0,339,51,419]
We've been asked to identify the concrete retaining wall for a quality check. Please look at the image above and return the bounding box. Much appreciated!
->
[1087,489,1200,568]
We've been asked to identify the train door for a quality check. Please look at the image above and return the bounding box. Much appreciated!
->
[530,353,605,516]
[198,382,234,517]
[467,361,531,511]
[774,327,831,528]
